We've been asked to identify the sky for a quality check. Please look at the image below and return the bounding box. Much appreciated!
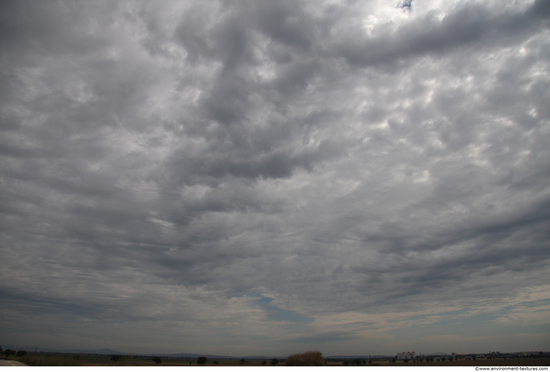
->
[1,0,549,357]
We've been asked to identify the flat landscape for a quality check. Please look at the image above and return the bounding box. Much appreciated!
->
[4,354,549,367]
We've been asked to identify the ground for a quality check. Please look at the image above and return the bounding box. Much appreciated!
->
[4,355,549,366]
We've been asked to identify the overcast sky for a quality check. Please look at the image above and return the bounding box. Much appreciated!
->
[1,0,549,357]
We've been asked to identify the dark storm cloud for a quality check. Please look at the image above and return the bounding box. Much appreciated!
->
[531,0,550,18]
[167,137,338,188]
[271,59,321,95]
[332,0,548,68]
[254,0,317,51]
[1,0,549,356]
[0,1,111,63]
[0,287,117,321]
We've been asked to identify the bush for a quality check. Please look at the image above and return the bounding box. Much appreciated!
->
[197,356,207,365]
[152,356,162,364]
[110,355,125,362]
[285,351,325,366]
[270,358,279,366]
[16,351,27,357]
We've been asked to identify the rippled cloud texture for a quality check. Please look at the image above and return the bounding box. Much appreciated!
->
[1,0,549,356]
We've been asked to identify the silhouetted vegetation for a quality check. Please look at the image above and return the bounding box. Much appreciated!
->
[285,351,325,366]
[152,356,162,364]
[197,356,207,365]
[3,349,16,357]
[270,358,279,365]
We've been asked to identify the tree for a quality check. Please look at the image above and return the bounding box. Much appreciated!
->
[213,360,218,365]
[4,349,16,358]
[262,360,266,365]
[270,358,279,366]
[152,356,162,364]
[353,359,361,365]
[16,351,27,357]
[110,355,125,362]
[285,351,325,366]
[197,356,207,365]
[239,359,246,366]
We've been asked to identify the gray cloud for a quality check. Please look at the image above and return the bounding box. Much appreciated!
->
[1,0,549,357]
[332,0,547,68]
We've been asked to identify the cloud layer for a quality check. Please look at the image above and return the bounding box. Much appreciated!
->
[1,0,549,356]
